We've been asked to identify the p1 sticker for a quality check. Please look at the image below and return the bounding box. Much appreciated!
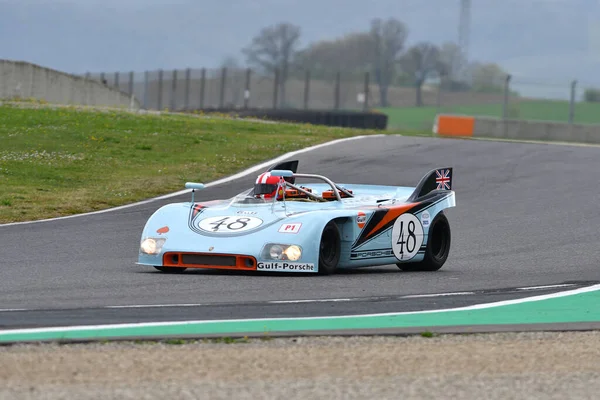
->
[420,211,431,228]
[391,213,424,261]
[278,223,302,234]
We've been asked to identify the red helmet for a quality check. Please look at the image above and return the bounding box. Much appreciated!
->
[254,172,284,199]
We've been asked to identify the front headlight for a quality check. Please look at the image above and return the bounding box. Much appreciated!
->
[262,243,302,261]
[140,237,166,255]
[284,245,302,261]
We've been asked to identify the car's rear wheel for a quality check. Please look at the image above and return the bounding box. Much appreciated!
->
[318,221,341,275]
[397,212,451,272]
[154,266,188,273]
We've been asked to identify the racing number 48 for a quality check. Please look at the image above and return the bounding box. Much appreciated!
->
[396,220,417,255]
[209,217,251,231]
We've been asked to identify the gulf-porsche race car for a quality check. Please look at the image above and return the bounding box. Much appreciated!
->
[137,160,456,274]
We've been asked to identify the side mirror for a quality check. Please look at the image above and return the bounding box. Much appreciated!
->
[185,182,205,190]
[185,182,205,203]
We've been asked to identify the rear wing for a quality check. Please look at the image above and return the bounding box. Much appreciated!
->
[407,168,453,202]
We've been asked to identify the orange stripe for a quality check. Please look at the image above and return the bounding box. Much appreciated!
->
[435,115,474,137]
[364,204,416,239]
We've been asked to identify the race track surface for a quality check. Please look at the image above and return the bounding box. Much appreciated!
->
[1,135,599,328]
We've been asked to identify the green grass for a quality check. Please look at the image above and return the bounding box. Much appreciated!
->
[380,100,600,131]
[0,104,389,224]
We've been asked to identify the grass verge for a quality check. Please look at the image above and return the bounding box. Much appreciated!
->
[380,99,600,131]
[0,103,394,224]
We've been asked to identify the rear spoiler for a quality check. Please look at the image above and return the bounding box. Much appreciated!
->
[407,167,453,202]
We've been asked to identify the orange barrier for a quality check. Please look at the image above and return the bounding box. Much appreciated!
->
[434,114,475,137]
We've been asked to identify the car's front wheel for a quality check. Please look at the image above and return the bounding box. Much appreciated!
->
[397,212,451,272]
[318,221,341,275]
[154,266,188,273]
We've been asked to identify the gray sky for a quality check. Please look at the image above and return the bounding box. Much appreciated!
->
[1,0,599,89]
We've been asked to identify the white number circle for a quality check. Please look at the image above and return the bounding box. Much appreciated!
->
[391,213,424,261]
[198,216,263,233]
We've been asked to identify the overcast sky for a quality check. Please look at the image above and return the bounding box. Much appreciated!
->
[1,0,599,86]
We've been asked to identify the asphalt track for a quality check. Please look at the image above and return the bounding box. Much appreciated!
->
[1,135,599,329]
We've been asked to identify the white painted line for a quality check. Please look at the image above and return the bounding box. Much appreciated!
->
[402,292,475,298]
[105,303,209,309]
[0,309,28,312]
[516,284,575,291]
[0,134,385,227]
[1,284,598,336]
[268,298,354,304]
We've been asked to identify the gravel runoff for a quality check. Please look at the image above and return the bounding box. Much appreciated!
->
[1,331,599,400]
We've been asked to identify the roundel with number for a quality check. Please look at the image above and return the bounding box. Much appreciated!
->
[391,213,424,261]
[198,216,263,233]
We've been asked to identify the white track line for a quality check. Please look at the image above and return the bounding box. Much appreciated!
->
[1,284,598,335]
[268,298,354,304]
[402,292,475,298]
[0,284,585,312]
[0,134,385,227]
[517,284,575,291]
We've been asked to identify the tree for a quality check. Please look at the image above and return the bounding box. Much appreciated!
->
[295,32,375,80]
[400,42,442,107]
[437,42,470,91]
[242,22,301,106]
[468,62,508,93]
[370,17,408,107]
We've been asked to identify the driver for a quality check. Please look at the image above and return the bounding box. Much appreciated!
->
[254,172,285,199]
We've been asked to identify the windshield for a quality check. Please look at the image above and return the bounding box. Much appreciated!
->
[230,189,274,206]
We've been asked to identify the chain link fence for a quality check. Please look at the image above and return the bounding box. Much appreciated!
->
[77,67,600,131]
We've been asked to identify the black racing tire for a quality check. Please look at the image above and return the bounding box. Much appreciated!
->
[397,211,451,272]
[154,266,188,273]
[318,221,341,275]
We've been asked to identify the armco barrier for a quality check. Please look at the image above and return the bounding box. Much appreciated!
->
[434,114,600,144]
[187,108,388,130]
[0,60,140,109]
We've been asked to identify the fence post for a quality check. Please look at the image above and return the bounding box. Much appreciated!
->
[303,70,310,110]
[157,69,163,110]
[244,68,251,109]
[128,71,134,96]
[273,68,279,109]
[569,80,577,124]
[184,68,191,111]
[199,68,206,109]
[502,74,512,119]
[334,71,341,110]
[436,73,445,112]
[363,72,370,112]
[170,69,178,111]
[143,71,149,109]
[219,67,227,109]
[114,72,119,89]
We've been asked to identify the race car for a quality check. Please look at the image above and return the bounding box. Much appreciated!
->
[137,160,456,274]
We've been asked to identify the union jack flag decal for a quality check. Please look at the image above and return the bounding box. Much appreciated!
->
[435,169,451,190]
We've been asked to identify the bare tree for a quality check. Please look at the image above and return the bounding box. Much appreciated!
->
[242,22,301,106]
[468,62,508,93]
[370,18,408,107]
[295,32,375,80]
[438,42,462,81]
[400,42,441,107]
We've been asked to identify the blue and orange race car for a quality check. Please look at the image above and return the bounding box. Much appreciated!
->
[137,160,456,274]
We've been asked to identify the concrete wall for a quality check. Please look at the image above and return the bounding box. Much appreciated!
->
[0,60,140,109]
[473,117,600,144]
